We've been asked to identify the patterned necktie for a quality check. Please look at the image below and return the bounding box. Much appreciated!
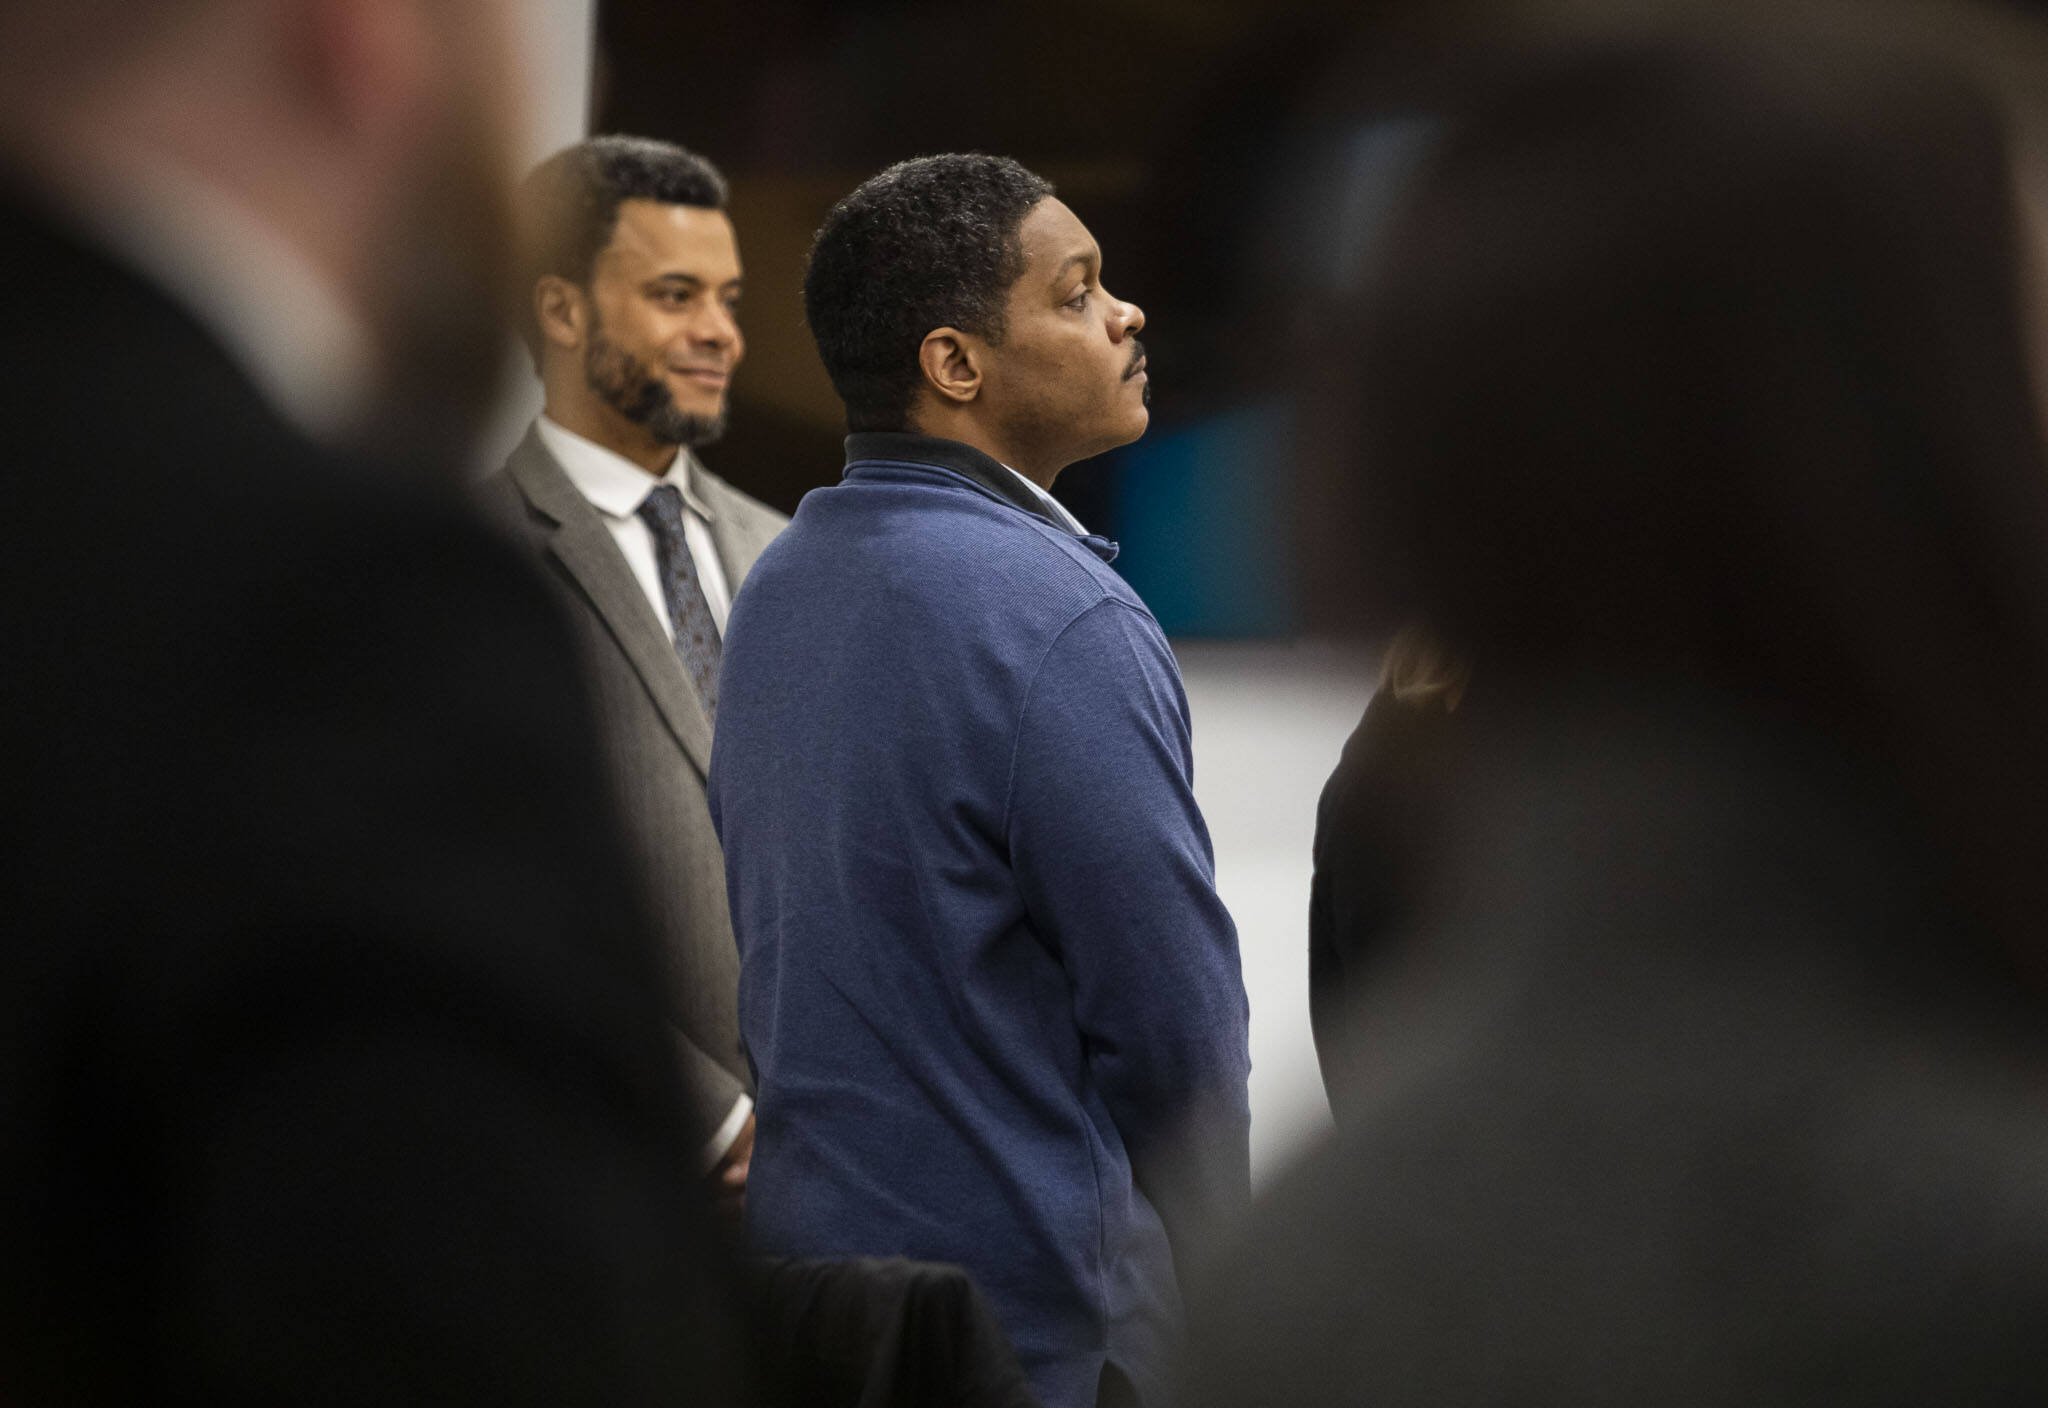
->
[636,483,723,725]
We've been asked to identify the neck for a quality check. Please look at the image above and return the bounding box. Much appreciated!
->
[906,407,1062,489]
[541,380,680,475]
[5,77,414,439]
[8,106,389,444]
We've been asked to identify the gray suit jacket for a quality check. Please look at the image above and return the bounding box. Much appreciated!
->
[483,425,788,1126]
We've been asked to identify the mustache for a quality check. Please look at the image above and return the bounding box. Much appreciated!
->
[1122,338,1147,379]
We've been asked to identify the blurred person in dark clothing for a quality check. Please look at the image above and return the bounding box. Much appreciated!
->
[1306,627,1469,1111]
[0,1,757,1401]
[1188,15,2048,1406]
[484,136,789,1216]
[710,154,1251,1408]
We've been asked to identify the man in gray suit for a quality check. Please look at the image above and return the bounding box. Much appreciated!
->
[484,136,786,1212]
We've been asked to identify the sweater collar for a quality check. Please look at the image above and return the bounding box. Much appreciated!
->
[844,431,1052,521]
[842,431,1120,563]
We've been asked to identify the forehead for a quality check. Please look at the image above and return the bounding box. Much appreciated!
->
[1016,197,1097,280]
[597,199,742,278]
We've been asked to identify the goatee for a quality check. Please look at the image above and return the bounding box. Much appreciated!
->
[585,330,728,448]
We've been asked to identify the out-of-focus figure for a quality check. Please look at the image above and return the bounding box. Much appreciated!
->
[483,136,789,1215]
[1306,626,1468,1111]
[0,2,755,1401]
[710,153,1251,1408]
[1189,11,2048,1405]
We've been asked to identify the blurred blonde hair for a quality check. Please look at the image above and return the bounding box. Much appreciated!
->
[1378,625,1472,711]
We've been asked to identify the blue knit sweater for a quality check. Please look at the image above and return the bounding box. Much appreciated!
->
[708,434,1252,1408]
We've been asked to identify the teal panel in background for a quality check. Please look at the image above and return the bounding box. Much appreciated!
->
[1108,400,1296,638]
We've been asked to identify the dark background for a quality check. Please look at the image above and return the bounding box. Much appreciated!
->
[590,0,2048,635]
[591,0,1376,633]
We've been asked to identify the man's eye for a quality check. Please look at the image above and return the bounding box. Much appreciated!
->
[1066,289,1089,310]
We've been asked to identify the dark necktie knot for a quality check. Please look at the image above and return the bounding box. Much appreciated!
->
[639,482,687,536]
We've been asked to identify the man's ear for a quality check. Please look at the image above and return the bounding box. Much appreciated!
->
[533,276,588,353]
[918,328,983,406]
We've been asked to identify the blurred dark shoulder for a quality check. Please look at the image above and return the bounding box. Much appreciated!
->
[1308,627,1472,1098]
[0,187,756,1405]
[1217,679,2048,1408]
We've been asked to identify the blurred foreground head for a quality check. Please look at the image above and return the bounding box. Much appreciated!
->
[1184,17,2048,1405]
[1305,3,2048,978]
[0,0,524,457]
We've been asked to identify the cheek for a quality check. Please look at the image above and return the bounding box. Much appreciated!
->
[590,292,641,342]
[1094,343,1134,408]
[628,311,693,362]
[1051,335,1120,395]
[994,331,1111,418]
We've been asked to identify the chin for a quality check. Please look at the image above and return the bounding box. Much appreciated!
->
[1065,409,1151,466]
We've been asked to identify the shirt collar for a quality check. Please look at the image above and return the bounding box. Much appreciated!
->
[843,431,1086,535]
[1000,463,1088,536]
[536,414,717,523]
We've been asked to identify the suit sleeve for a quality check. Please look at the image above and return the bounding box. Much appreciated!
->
[677,1029,747,1128]
[678,1033,752,1168]
[1006,598,1253,1267]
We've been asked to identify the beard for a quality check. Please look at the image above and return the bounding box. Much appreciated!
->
[584,322,729,448]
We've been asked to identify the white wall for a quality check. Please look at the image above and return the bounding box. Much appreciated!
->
[479,0,597,469]
[512,0,597,166]
[1175,640,1377,1188]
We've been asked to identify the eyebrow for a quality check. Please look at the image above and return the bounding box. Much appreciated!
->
[646,272,744,290]
[1052,247,1101,285]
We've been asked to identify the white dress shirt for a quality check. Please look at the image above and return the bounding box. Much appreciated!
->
[533,414,750,1169]
[535,415,735,638]
[1003,463,1088,536]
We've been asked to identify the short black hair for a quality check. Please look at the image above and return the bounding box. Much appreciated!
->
[516,134,728,355]
[803,154,1055,432]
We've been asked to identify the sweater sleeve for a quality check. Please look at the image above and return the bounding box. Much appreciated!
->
[1006,597,1253,1267]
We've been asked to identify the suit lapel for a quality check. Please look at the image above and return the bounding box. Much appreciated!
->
[682,453,745,595]
[504,429,715,780]
[692,456,788,597]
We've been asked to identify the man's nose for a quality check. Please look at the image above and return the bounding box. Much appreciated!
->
[694,303,740,348]
[1113,298,1145,339]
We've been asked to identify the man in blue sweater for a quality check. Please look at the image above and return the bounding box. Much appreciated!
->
[708,154,1251,1408]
